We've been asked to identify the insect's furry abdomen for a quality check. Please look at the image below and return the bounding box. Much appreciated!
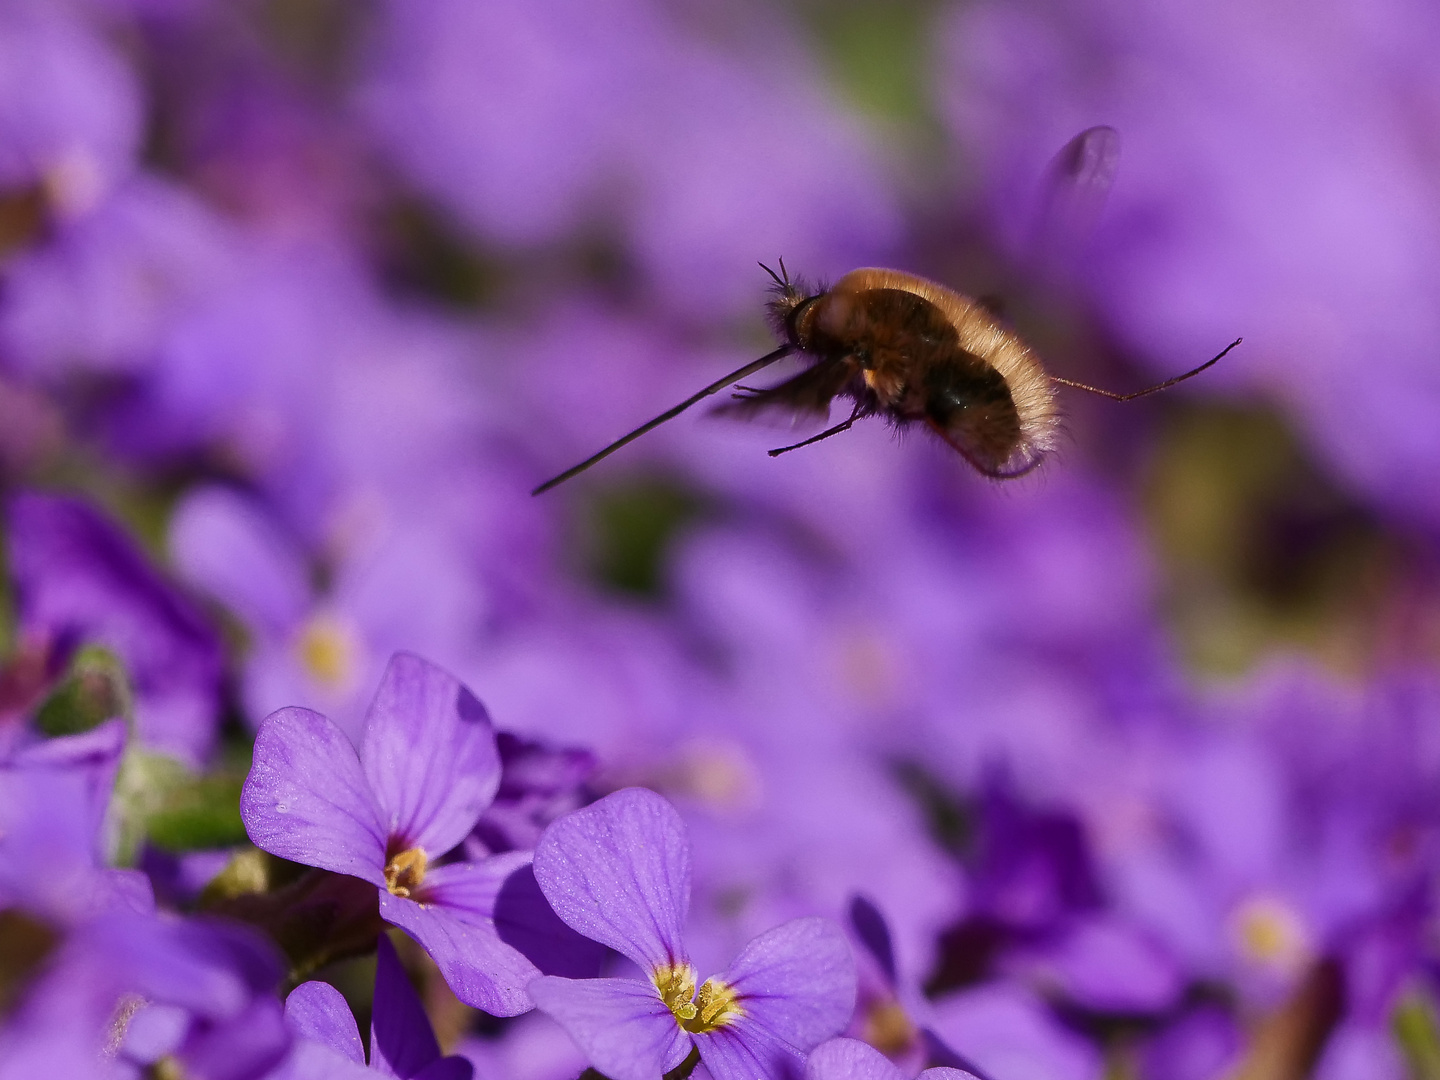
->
[804,269,1058,476]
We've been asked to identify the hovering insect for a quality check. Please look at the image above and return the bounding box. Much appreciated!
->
[531,130,1241,496]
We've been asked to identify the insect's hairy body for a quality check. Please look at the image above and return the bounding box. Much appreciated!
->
[747,269,1058,477]
[529,253,1234,495]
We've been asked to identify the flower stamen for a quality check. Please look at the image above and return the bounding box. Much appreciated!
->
[863,998,917,1056]
[384,846,428,897]
[687,977,744,1032]
[654,961,699,1023]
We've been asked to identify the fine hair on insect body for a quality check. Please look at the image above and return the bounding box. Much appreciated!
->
[530,256,1240,495]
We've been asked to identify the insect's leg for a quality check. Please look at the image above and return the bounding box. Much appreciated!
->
[768,401,866,458]
[1050,337,1242,401]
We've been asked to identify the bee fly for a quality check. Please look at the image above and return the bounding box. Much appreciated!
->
[530,260,1240,495]
[532,128,1238,496]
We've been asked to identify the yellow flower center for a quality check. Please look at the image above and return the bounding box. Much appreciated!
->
[653,962,744,1033]
[863,998,917,1056]
[1231,895,1310,971]
[295,614,358,690]
[384,847,428,898]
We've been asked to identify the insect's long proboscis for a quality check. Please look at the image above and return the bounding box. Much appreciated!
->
[531,345,795,495]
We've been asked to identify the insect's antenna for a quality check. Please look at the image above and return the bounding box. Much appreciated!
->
[1051,337,1242,402]
[531,345,795,495]
[758,261,787,290]
[778,257,790,287]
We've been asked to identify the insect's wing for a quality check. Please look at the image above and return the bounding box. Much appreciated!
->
[713,357,857,422]
[1027,125,1121,279]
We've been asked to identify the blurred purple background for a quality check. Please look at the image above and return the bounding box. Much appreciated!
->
[3,1,1440,1079]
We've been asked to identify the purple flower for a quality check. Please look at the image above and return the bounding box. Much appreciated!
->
[6,491,225,765]
[276,934,473,1079]
[240,652,598,1016]
[528,787,856,1080]
[842,897,990,1079]
[468,731,597,856]
[0,910,290,1080]
[805,1038,980,1080]
[169,485,490,742]
[0,718,149,921]
[927,984,1103,1080]
[0,3,142,213]
[0,175,241,379]
[357,0,898,319]
[936,0,1440,526]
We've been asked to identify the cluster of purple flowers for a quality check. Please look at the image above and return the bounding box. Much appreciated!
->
[2,2,1440,1080]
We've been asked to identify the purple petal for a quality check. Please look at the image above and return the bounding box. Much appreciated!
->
[269,1041,376,1080]
[177,993,291,1080]
[694,1021,803,1080]
[103,869,156,915]
[90,911,282,1017]
[804,1039,904,1080]
[413,1059,475,1080]
[8,719,127,865]
[121,1003,188,1061]
[1010,916,1182,1014]
[361,653,501,855]
[371,933,441,1077]
[168,486,311,636]
[803,1039,981,1080]
[380,866,539,1017]
[722,917,856,1052]
[492,859,608,979]
[426,851,606,979]
[532,787,690,969]
[0,752,119,918]
[284,981,363,1065]
[6,492,224,765]
[847,897,897,988]
[241,707,387,884]
[528,976,690,1080]
[929,985,1103,1080]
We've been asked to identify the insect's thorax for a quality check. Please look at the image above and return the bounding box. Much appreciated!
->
[797,282,1026,471]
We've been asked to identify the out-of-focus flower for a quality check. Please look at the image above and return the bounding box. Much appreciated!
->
[528,787,856,1080]
[275,934,473,1080]
[170,485,488,739]
[357,0,899,318]
[0,718,149,920]
[927,983,1104,1080]
[842,897,988,1077]
[6,492,225,765]
[240,652,600,1015]
[0,910,290,1080]
[0,2,142,215]
[0,176,241,377]
[938,0,1440,526]
[805,1037,980,1080]
[468,732,597,856]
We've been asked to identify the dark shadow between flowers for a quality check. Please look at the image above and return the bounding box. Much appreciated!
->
[493,861,607,978]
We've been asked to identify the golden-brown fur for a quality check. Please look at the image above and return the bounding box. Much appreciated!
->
[829,269,1059,474]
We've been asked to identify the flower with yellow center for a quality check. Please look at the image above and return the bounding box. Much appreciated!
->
[528,788,856,1080]
[294,611,361,692]
[654,962,746,1034]
[1230,894,1311,974]
[241,653,586,1017]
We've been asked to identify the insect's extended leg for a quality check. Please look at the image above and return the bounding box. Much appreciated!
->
[768,402,865,458]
